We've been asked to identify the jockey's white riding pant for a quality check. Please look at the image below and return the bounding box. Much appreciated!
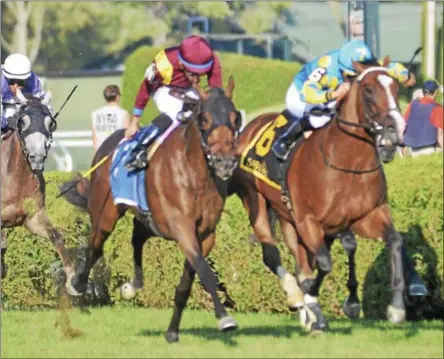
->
[285,84,336,129]
[153,86,198,121]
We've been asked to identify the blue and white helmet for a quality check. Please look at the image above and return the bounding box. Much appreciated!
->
[338,40,374,76]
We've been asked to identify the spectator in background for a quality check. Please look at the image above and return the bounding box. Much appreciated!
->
[411,88,424,101]
[91,85,130,152]
[403,80,443,157]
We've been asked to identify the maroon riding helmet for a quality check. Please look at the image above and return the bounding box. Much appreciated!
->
[178,35,215,75]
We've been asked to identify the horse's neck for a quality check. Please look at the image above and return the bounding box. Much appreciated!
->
[183,119,225,195]
[1,133,35,195]
[324,88,379,168]
[6,134,30,174]
[184,120,212,180]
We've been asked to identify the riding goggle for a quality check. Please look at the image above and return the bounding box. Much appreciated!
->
[7,78,26,87]
[342,69,357,78]
[184,70,201,77]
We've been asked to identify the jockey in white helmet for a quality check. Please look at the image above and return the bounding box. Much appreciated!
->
[1,53,52,132]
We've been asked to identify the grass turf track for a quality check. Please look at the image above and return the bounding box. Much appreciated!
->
[1,307,442,358]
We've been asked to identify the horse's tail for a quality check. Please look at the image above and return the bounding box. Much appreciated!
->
[59,172,90,210]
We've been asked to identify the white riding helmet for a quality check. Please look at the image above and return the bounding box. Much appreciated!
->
[2,53,32,80]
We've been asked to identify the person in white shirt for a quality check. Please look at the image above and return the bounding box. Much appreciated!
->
[91,85,130,152]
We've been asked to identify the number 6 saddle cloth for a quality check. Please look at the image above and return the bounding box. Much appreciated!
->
[239,113,304,191]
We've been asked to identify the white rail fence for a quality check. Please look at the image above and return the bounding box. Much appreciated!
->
[50,109,247,172]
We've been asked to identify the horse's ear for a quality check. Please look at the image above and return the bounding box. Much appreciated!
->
[352,60,366,74]
[382,56,391,67]
[225,76,235,100]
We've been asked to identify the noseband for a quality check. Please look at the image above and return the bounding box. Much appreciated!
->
[15,102,56,166]
[192,92,240,168]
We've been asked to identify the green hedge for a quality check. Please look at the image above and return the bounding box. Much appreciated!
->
[2,153,443,319]
[121,46,302,125]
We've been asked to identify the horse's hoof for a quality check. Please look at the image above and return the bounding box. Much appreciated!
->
[65,274,83,297]
[310,321,326,335]
[387,305,406,324]
[301,303,328,331]
[165,331,179,343]
[120,282,137,301]
[218,315,238,332]
[343,298,361,319]
[408,277,429,297]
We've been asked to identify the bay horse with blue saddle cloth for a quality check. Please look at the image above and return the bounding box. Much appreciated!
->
[60,78,241,342]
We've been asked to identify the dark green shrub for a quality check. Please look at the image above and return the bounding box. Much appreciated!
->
[121,46,302,126]
[1,154,442,320]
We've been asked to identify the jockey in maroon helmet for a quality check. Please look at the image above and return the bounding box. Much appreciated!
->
[124,35,222,169]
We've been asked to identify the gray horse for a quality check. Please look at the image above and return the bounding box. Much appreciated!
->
[1,89,74,282]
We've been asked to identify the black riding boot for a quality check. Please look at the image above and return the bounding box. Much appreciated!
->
[125,123,161,170]
[272,120,305,161]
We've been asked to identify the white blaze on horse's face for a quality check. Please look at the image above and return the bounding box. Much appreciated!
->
[24,132,48,171]
[376,74,406,142]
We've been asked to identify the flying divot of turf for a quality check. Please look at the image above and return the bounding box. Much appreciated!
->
[54,287,83,339]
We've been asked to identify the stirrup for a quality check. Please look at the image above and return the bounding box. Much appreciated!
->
[125,150,148,170]
[272,140,292,161]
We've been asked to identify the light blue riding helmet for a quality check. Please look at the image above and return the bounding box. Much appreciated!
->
[338,40,374,76]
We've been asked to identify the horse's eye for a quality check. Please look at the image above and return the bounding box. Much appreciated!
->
[364,87,373,96]
[198,113,211,131]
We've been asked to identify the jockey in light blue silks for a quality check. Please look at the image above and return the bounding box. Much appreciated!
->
[272,40,416,160]
[1,53,52,133]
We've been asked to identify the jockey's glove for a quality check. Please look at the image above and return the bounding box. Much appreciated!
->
[177,110,193,122]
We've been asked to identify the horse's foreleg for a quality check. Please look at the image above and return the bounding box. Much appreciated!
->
[351,204,406,324]
[239,191,301,309]
[337,230,361,318]
[120,218,151,301]
[165,232,217,343]
[176,226,237,338]
[165,259,196,343]
[401,244,429,296]
[69,229,111,296]
[24,210,74,277]
[293,216,330,332]
[1,229,7,279]
[278,217,306,309]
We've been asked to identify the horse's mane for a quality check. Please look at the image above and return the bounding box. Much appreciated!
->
[21,94,44,107]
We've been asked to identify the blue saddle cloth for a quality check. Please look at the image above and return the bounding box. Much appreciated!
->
[109,128,152,211]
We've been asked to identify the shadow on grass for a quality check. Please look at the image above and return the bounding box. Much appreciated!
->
[137,320,355,347]
[363,225,443,322]
[332,317,443,339]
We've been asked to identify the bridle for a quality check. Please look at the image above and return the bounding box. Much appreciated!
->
[191,91,241,169]
[15,101,57,166]
[320,66,401,174]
